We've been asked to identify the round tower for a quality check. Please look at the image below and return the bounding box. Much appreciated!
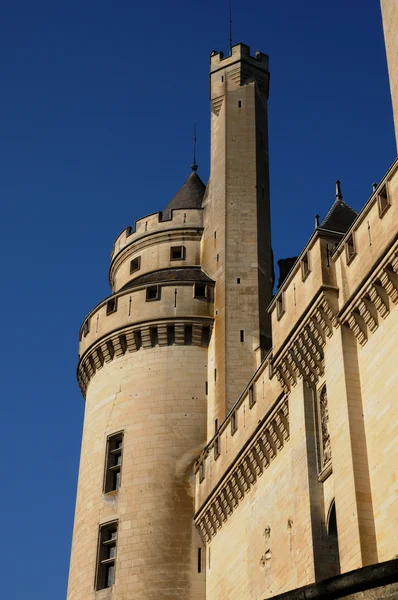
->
[67,170,211,599]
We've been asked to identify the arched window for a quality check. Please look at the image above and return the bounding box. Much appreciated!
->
[325,500,340,576]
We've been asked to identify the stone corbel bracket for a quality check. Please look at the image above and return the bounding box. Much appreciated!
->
[342,244,398,346]
[194,396,289,543]
[273,293,339,395]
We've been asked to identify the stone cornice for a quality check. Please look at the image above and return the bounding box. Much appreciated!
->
[77,317,213,397]
[194,395,289,543]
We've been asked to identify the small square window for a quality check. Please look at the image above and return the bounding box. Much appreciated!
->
[248,385,256,409]
[231,411,237,435]
[377,185,390,217]
[106,298,117,315]
[276,294,285,320]
[130,256,141,273]
[170,246,186,260]
[95,521,118,590]
[301,252,310,281]
[345,233,356,264]
[194,283,207,298]
[104,432,123,493]
[146,285,160,301]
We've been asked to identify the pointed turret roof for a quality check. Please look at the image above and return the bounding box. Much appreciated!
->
[162,171,206,220]
[320,180,357,234]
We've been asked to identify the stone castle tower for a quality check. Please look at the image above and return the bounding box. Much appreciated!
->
[68,3,398,599]
[67,44,273,599]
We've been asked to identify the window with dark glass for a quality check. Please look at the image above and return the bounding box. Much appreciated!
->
[345,233,356,264]
[82,319,90,337]
[276,294,285,320]
[96,521,118,590]
[194,283,207,298]
[104,432,123,493]
[170,246,185,260]
[106,298,117,315]
[377,185,390,217]
[248,384,256,409]
[130,256,141,273]
[146,285,160,301]
[301,252,310,281]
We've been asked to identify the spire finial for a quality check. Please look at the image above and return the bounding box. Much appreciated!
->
[229,0,233,53]
[335,180,343,200]
[191,122,198,172]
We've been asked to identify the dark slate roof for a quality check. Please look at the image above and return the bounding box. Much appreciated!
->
[162,171,206,220]
[120,267,214,291]
[321,199,357,234]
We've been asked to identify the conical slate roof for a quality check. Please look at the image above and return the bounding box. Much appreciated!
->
[162,171,206,220]
[321,182,357,234]
[321,199,357,234]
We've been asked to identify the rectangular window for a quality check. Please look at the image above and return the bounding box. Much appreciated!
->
[238,100,242,108]
[231,411,237,435]
[130,256,141,273]
[240,330,244,342]
[194,283,207,298]
[199,461,205,483]
[104,432,123,493]
[345,233,356,264]
[83,319,90,337]
[248,384,256,409]
[197,548,202,573]
[146,285,160,301]
[106,298,117,315]
[170,246,186,260]
[96,521,118,590]
[301,252,310,281]
[377,185,390,217]
[214,435,220,460]
[276,294,285,320]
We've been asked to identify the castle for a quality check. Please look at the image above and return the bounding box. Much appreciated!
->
[67,2,398,599]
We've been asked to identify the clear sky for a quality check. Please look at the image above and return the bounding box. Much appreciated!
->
[0,1,395,598]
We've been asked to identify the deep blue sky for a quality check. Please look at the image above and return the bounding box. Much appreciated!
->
[0,1,395,598]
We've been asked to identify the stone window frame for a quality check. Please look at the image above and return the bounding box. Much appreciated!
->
[345,233,356,265]
[194,282,208,299]
[170,245,186,261]
[248,384,256,409]
[146,285,161,302]
[276,293,285,320]
[106,297,118,315]
[82,318,90,338]
[231,410,238,435]
[316,383,332,478]
[377,184,390,218]
[95,520,118,590]
[301,252,311,281]
[103,431,124,494]
[130,256,141,274]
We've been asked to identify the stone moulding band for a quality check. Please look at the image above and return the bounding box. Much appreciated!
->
[194,395,289,543]
[77,318,213,397]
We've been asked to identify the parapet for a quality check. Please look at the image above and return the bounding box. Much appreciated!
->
[210,43,269,73]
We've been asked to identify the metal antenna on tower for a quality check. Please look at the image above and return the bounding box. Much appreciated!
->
[191,122,198,172]
[229,0,233,53]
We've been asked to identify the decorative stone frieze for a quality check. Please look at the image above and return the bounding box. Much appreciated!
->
[77,319,213,396]
[195,396,289,543]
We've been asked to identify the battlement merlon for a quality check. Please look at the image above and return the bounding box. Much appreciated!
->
[210,43,270,99]
[210,43,269,74]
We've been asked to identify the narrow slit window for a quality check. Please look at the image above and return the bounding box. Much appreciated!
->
[301,252,310,281]
[130,256,141,273]
[199,461,205,483]
[377,185,390,217]
[214,435,220,459]
[240,330,244,343]
[248,384,256,409]
[96,522,118,590]
[276,294,285,320]
[170,246,185,260]
[194,283,207,298]
[238,100,242,108]
[231,411,237,435]
[106,298,117,315]
[345,233,356,264]
[237,278,240,284]
[83,319,90,337]
[146,285,160,301]
[104,432,123,493]
[197,548,202,573]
